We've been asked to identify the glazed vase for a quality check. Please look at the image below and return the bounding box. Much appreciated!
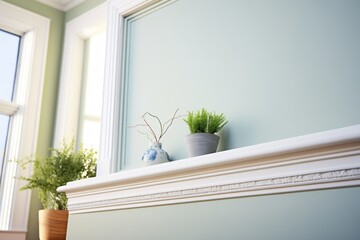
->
[142,142,170,165]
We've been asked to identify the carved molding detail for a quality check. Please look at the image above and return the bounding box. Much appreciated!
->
[67,167,360,211]
[60,125,360,213]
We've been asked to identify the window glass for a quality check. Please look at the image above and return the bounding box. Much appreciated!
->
[77,32,106,151]
[0,29,21,101]
[83,32,105,117]
[0,1,49,231]
[0,114,10,181]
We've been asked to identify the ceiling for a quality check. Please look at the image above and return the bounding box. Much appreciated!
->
[35,0,85,11]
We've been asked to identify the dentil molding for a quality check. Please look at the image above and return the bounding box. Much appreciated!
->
[58,125,360,214]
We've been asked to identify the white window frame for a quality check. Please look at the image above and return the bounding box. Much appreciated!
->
[98,0,164,175]
[0,1,49,239]
[54,3,106,148]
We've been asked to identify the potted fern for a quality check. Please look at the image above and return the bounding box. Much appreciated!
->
[20,140,96,240]
[184,108,227,157]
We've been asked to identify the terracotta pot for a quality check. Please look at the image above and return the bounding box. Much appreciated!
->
[39,210,68,240]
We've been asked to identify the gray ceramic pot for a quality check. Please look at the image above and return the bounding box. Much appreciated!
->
[186,133,220,157]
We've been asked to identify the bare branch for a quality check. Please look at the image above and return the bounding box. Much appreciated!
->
[128,123,148,128]
[129,109,181,143]
[137,130,153,142]
[159,108,180,141]
[141,114,158,142]
[143,112,163,140]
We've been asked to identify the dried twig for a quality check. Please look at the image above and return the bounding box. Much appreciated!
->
[128,108,181,143]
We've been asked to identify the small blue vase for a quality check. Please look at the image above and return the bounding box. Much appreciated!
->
[142,142,170,165]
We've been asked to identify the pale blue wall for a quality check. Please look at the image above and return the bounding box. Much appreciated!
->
[67,0,360,239]
[67,186,360,240]
[122,0,360,170]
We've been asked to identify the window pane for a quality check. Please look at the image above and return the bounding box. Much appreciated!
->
[78,32,106,151]
[81,120,101,150]
[0,114,10,181]
[0,29,21,101]
[83,32,106,117]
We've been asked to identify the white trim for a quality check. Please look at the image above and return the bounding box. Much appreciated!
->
[59,125,360,214]
[54,3,106,147]
[0,231,26,240]
[0,100,19,116]
[98,0,164,175]
[35,0,85,11]
[0,0,50,234]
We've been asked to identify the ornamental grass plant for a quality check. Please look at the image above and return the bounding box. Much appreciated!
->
[184,108,227,134]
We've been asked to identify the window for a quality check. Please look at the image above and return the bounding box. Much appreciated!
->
[77,32,106,150]
[0,115,10,179]
[0,30,21,228]
[0,29,21,183]
[0,1,49,237]
[54,4,106,158]
[0,30,20,101]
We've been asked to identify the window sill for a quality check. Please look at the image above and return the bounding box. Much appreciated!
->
[58,125,360,214]
[0,230,26,240]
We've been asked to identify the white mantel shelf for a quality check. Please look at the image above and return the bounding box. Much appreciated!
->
[58,125,360,214]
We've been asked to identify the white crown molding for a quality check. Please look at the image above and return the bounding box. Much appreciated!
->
[63,167,360,212]
[58,125,360,214]
[35,0,85,11]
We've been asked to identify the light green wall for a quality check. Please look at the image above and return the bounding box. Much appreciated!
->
[65,0,106,22]
[67,187,360,240]
[2,1,65,239]
[122,0,360,170]
[1,0,105,239]
[66,0,360,239]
